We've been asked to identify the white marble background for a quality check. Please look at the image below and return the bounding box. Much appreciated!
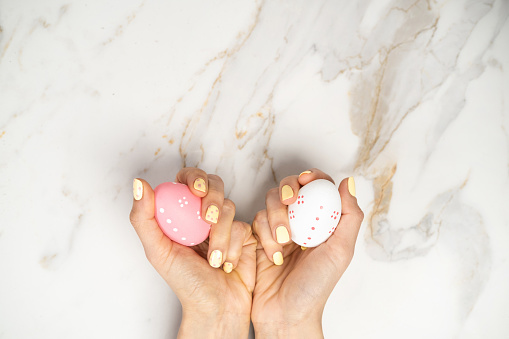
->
[1,0,508,338]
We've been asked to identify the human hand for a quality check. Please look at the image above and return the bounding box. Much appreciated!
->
[129,168,256,339]
[251,169,364,338]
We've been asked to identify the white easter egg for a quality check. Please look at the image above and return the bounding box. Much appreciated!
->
[288,179,341,247]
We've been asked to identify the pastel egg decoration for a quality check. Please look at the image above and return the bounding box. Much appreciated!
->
[154,182,211,246]
[288,179,341,247]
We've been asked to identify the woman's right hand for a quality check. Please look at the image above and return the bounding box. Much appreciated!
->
[129,168,257,339]
[251,169,364,338]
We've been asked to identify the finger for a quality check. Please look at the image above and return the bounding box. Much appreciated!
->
[129,178,173,267]
[279,175,300,205]
[201,174,224,224]
[176,167,208,197]
[207,199,235,268]
[266,187,291,245]
[327,177,364,256]
[253,210,284,265]
[297,168,334,186]
[222,221,252,273]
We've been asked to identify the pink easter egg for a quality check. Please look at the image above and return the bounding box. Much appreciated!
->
[154,182,211,246]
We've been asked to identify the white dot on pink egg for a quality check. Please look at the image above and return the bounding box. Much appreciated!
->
[182,237,186,241]
[159,208,164,213]
[166,219,172,224]
[173,228,178,232]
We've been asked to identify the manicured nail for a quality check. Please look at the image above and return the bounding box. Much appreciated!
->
[273,251,284,266]
[194,178,206,192]
[299,170,312,177]
[301,246,307,251]
[223,262,233,274]
[276,226,290,244]
[205,205,219,223]
[348,177,356,197]
[209,250,222,268]
[281,185,294,201]
[133,179,143,200]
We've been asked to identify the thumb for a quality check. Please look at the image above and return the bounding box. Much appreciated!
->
[327,177,364,256]
[129,178,174,268]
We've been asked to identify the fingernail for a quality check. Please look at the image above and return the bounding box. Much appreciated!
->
[205,205,219,223]
[223,262,233,274]
[273,251,284,266]
[133,179,143,200]
[348,177,356,197]
[194,178,206,193]
[301,246,307,251]
[281,185,294,201]
[276,226,290,244]
[209,250,222,268]
[299,170,312,177]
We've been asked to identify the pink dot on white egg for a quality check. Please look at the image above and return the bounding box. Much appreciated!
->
[173,228,178,232]
[159,208,164,213]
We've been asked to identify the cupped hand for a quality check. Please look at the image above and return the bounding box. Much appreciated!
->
[251,169,364,338]
[129,168,256,339]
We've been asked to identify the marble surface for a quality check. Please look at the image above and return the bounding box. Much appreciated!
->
[1,0,508,338]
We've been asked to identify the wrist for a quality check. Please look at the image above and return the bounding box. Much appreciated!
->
[178,309,250,339]
[253,317,323,339]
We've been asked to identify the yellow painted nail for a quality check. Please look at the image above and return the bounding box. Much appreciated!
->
[273,251,284,266]
[209,250,222,268]
[194,178,206,192]
[205,205,219,224]
[223,262,233,274]
[299,170,312,177]
[276,226,290,244]
[301,246,307,251]
[133,179,143,200]
[281,185,294,201]
[348,177,356,197]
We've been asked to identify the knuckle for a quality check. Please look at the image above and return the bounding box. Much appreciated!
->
[129,211,139,225]
[266,187,279,199]
[222,199,236,214]
[355,208,365,222]
[208,174,224,186]
[254,210,267,225]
